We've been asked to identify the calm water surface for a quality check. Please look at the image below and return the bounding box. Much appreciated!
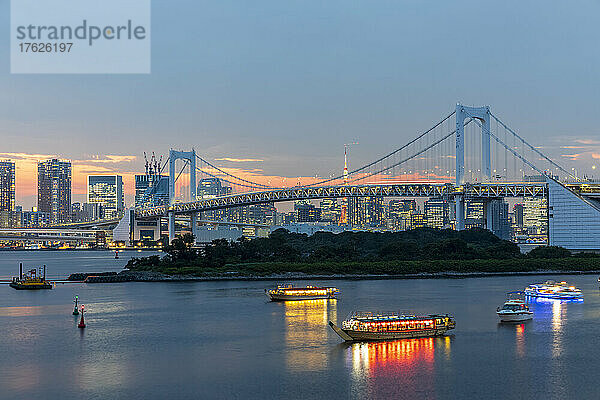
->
[1,252,599,399]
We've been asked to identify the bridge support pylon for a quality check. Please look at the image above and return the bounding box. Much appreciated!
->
[455,104,491,231]
[168,149,197,243]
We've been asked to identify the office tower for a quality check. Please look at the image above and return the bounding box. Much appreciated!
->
[513,204,524,228]
[320,199,340,224]
[296,203,321,223]
[524,197,548,236]
[465,199,484,229]
[488,199,511,240]
[388,199,417,231]
[38,159,71,225]
[87,175,124,219]
[349,197,384,228]
[411,213,425,229]
[197,178,224,198]
[424,198,450,229]
[135,174,169,207]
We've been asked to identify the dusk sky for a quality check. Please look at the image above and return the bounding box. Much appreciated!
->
[1,0,599,208]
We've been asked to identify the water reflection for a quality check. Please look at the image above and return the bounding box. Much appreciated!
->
[284,299,337,372]
[347,337,449,399]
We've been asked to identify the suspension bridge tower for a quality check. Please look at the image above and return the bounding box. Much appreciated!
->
[168,149,197,243]
[455,104,491,230]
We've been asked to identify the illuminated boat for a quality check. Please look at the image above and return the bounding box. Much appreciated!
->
[496,293,533,322]
[265,284,339,301]
[523,280,582,300]
[9,264,52,290]
[329,312,455,341]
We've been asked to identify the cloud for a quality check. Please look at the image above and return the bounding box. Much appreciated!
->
[0,152,57,161]
[75,155,137,164]
[214,157,264,163]
[561,153,581,160]
[592,153,600,160]
[574,139,600,145]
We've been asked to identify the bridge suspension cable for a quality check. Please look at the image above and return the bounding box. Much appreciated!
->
[301,110,457,187]
[195,154,271,189]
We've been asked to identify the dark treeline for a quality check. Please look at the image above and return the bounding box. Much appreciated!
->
[126,228,599,275]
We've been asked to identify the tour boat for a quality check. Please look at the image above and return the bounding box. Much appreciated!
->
[496,293,533,322]
[523,280,583,300]
[9,264,52,290]
[329,312,455,341]
[265,284,339,301]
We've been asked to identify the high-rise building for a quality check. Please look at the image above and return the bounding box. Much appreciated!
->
[513,204,524,227]
[388,199,417,231]
[320,199,340,224]
[524,197,548,236]
[0,160,16,228]
[38,159,71,225]
[0,160,15,213]
[424,198,450,228]
[465,199,484,229]
[488,199,511,240]
[296,203,321,223]
[411,213,425,228]
[135,174,169,207]
[87,175,124,219]
[349,197,384,228]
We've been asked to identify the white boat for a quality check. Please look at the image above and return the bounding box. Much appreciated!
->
[496,293,533,322]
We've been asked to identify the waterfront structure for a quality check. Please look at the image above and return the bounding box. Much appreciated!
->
[38,159,71,225]
[87,175,124,220]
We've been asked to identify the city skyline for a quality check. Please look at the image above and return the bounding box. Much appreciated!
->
[2,1,600,209]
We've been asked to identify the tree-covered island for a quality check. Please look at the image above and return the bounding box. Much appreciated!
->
[125,228,600,277]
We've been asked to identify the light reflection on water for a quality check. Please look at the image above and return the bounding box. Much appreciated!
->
[347,337,450,399]
[284,299,337,372]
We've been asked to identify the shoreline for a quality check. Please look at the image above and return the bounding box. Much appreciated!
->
[69,270,600,283]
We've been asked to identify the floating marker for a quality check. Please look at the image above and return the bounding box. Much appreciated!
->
[78,305,86,329]
[73,295,79,315]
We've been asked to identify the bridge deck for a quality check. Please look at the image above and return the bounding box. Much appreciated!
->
[136,182,549,217]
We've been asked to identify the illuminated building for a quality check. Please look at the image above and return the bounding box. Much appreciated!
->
[388,199,417,231]
[0,160,15,213]
[0,160,16,227]
[524,197,548,236]
[296,201,321,223]
[320,199,340,224]
[135,174,169,207]
[37,159,71,225]
[87,175,124,220]
[349,197,384,228]
[424,198,449,228]
[411,213,425,228]
[465,199,484,229]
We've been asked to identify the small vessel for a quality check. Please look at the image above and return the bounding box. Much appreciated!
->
[265,284,339,301]
[524,280,583,300]
[329,312,455,341]
[497,292,533,322]
[9,264,52,290]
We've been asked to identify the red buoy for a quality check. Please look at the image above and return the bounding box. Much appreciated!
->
[78,305,86,329]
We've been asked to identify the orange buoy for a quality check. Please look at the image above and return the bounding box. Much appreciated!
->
[78,305,86,329]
